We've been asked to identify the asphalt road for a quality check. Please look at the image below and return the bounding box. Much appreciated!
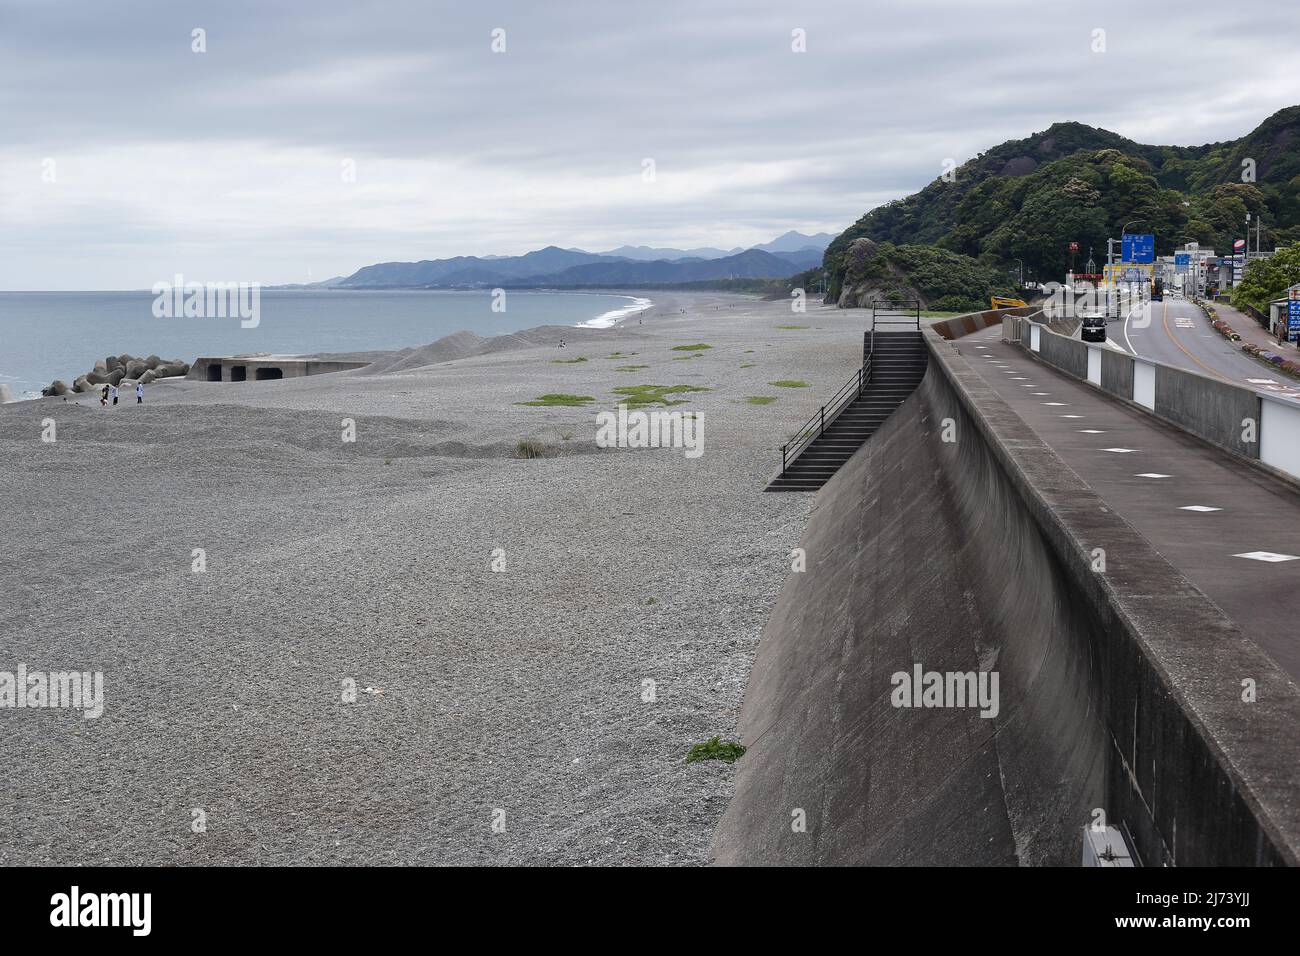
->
[1110,295,1300,400]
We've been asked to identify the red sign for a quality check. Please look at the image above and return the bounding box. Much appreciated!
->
[1234,239,1246,251]
[1069,242,1080,252]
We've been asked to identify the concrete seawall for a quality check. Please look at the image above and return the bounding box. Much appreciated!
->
[713,331,1300,866]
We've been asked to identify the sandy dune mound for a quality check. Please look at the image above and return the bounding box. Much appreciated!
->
[358,325,626,375]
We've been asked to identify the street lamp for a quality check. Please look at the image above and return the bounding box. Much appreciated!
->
[1180,236,1202,298]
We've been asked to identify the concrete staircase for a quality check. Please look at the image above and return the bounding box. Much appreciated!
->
[766,331,928,492]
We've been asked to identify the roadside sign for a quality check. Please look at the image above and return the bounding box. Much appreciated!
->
[1290,292,1300,342]
[1069,241,1079,252]
[1122,234,1155,263]
[1123,267,1144,282]
[1174,253,1190,274]
[1234,238,1247,251]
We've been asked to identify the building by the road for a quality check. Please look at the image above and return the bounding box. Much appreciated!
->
[1158,243,1216,296]
[1268,283,1300,342]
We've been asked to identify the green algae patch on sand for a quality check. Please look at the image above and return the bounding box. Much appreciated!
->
[551,356,588,364]
[670,343,712,351]
[740,363,756,369]
[517,393,596,407]
[768,379,809,388]
[672,353,701,361]
[613,384,712,408]
[687,737,746,764]
[744,396,778,405]
[615,364,650,372]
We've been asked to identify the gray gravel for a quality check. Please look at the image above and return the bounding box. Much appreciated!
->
[0,291,862,865]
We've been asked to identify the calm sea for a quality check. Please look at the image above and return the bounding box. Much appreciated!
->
[0,289,651,400]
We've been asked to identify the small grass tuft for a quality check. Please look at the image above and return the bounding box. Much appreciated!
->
[646,597,658,605]
[686,737,746,764]
[613,384,711,407]
[740,363,756,368]
[517,393,595,407]
[769,379,809,388]
[776,324,808,330]
[615,364,650,372]
[744,396,777,405]
[670,343,712,351]
[515,439,550,459]
[551,356,588,364]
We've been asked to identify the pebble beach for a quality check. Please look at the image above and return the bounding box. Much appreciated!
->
[0,291,863,865]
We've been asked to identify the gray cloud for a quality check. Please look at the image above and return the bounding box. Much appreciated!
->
[1,0,1296,288]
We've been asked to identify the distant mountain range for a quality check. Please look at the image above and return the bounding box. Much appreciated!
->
[327,230,835,289]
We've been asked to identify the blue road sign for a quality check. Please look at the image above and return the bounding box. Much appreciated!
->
[1174,253,1190,275]
[1289,297,1300,342]
[1122,234,1155,263]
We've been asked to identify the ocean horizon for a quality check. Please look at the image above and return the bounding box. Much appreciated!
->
[0,288,651,400]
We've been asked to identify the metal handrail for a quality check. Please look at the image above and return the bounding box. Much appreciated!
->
[869,299,922,332]
[780,353,872,475]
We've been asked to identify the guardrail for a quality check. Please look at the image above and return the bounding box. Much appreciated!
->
[1004,313,1300,484]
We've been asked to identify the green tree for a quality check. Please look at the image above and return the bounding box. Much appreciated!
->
[1232,243,1300,313]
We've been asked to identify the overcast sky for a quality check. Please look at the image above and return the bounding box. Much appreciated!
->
[1,0,1297,289]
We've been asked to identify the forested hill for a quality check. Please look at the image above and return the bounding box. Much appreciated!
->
[823,107,1300,301]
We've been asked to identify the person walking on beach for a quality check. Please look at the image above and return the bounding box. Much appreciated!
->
[99,383,109,407]
[110,384,119,405]
[135,381,144,404]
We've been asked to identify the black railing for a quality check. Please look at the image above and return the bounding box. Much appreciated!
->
[869,300,922,328]
[780,353,872,475]
[865,300,922,356]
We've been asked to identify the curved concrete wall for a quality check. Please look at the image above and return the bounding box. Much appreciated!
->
[713,331,1300,866]
[929,306,1035,341]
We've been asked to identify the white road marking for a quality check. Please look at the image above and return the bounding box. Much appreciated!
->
[1234,551,1300,562]
[1135,473,1171,478]
[1101,447,1136,453]
[1180,506,1222,512]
